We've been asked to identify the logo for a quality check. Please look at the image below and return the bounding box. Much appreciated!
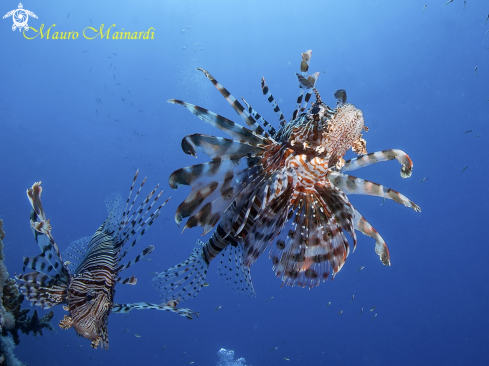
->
[3,3,37,32]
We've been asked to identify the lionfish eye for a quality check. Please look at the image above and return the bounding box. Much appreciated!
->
[86,292,94,302]
[311,105,321,115]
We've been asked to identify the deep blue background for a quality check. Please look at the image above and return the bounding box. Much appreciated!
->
[1,1,488,365]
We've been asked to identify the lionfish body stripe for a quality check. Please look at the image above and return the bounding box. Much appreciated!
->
[17,173,197,350]
[155,50,420,301]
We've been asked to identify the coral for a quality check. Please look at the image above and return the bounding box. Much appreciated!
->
[0,336,24,366]
[216,349,248,366]
[0,220,54,365]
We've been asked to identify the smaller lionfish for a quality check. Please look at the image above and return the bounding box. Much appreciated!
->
[153,50,420,304]
[16,171,197,350]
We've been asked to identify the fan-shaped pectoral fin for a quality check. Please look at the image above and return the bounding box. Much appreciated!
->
[352,208,390,266]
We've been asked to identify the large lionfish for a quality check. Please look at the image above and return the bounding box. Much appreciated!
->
[16,172,197,350]
[154,50,420,302]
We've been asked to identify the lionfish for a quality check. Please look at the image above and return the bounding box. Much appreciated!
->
[154,50,420,302]
[16,171,198,350]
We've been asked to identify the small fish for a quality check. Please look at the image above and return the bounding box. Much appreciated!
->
[113,53,118,56]
[138,109,143,112]
[108,56,112,59]
[419,177,428,183]
[380,197,385,206]
[474,134,481,138]
[486,14,489,24]
[76,345,82,348]
[110,62,112,68]
[203,283,209,287]
[128,89,131,94]
[475,66,478,75]
[104,84,107,90]
[67,12,70,19]
[134,334,142,338]
[444,0,453,4]
[423,4,427,12]
[121,96,125,102]
[182,352,186,357]
[89,67,92,72]
[371,313,378,321]
[89,18,92,24]
[82,50,89,53]
[141,258,151,261]
[266,296,274,302]
[122,329,129,333]
[117,83,121,86]
[283,357,290,361]
[161,346,167,351]
[150,271,159,275]
[114,119,119,122]
[271,347,278,351]
[187,362,194,365]
[359,308,364,316]
[350,295,355,303]
[357,266,364,272]
[464,130,472,133]
[461,165,468,173]
[463,1,466,9]
[96,109,98,115]
[338,310,343,315]
[213,306,222,312]
[114,75,116,80]
[326,301,331,307]
[370,306,376,312]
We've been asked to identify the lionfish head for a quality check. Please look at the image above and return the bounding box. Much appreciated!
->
[68,282,112,349]
[283,88,367,169]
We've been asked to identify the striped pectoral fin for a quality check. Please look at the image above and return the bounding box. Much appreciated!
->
[169,156,261,190]
[181,134,263,159]
[16,272,68,308]
[167,99,266,145]
[171,160,264,232]
[112,302,198,320]
[341,149,413,178]
[197,68,268,137]
[22,253,68,279]
[352,208,390,266]
[329,172,421,212]
[270,191,353,289]
[29,229,70,281]
[152,240,208,304]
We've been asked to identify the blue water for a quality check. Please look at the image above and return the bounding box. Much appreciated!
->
[1,1,488,365]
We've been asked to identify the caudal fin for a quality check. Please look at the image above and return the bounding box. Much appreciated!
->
[152,240,208,303]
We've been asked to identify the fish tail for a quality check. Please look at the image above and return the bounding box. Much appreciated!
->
[153,240,208,303]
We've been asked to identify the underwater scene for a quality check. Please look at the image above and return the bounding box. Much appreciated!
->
[0,0,488,365]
